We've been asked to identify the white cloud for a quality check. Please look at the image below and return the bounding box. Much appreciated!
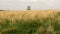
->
[19,0,37,2]
[0,0,60,10]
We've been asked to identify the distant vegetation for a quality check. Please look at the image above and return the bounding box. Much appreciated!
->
[0,10,6,11]
[0,10,60,34]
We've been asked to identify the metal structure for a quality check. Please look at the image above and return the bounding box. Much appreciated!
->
[26,0,31,10]
[27,5,31,10]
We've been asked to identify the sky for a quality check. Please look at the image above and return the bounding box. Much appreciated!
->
[0,0,60,10]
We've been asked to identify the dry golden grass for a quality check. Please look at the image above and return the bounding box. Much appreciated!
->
[0,10,59,24]
[0,10,60,25]
[0,10,60,34]
[0,10,58,20]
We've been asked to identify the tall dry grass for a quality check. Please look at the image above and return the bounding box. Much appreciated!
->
[0,10,60,34]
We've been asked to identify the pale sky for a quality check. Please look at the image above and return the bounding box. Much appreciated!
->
[0,0,60,10]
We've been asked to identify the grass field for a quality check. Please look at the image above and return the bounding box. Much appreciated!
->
[0,10,60,34]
